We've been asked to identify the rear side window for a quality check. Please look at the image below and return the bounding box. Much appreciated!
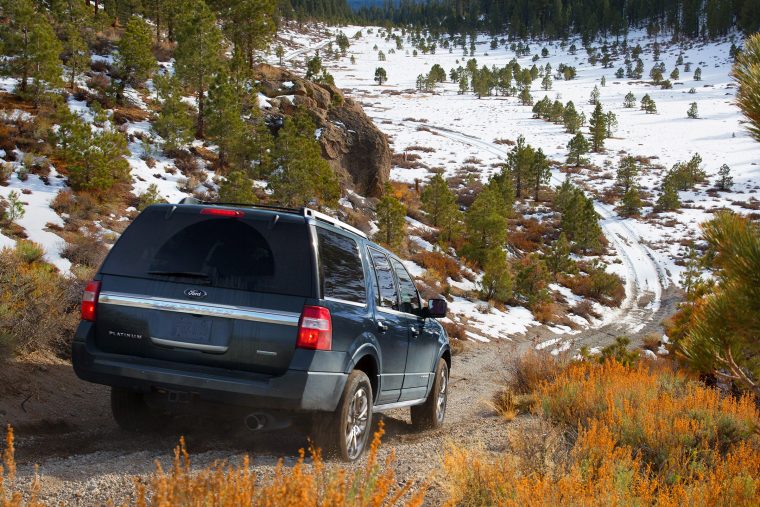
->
[101,206,314,297]
[390,258,420,314]
[369,248,398,310]
[317,227,366,304]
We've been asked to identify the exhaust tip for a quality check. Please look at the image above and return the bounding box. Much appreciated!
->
[244,413,267,431]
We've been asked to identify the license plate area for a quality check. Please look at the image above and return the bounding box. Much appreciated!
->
[151,317,226,353]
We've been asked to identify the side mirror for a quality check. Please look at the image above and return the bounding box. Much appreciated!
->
[426,298,447,319]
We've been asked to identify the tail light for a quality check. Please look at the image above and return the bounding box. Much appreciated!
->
[296,306,332,350]
[81,280,101,321]
[200,208,244,217]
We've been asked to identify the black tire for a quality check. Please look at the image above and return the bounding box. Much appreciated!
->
[312,370,373,462]
[410,358,448,431]
[110,387,163,432]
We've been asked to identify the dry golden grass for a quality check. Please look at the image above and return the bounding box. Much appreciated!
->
[443,360,760,506]
[134,421,424,507]
[1,426,41,507]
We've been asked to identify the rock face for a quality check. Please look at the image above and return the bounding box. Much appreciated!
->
[253,63,390,198]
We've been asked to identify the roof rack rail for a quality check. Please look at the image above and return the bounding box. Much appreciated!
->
[303,208,367,238]
[176,198,366,238]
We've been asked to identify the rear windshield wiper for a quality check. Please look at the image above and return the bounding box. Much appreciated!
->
[147,270,211,282]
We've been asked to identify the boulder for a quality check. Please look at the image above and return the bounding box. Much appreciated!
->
[252,63,390,197]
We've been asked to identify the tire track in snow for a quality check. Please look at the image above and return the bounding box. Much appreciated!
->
[374,117,670,335]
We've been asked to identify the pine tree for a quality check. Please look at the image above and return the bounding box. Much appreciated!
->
[600,75,606,87]
[218,170,256,203]
[641,94,657,114]
[462,185,507,265]
[694,67,702,81]
[507,135,535,198]
[174,0,224,138]
[562,101,583,133]
[480,247,512,303]
[687,102,699,118]
[115,17,156,97]
[576,198,602,253]
[205,68,252,170]
[589,84,600,104]
[621,185,642,216]
[717,164,733,190]
[63,25,89,90]
[421,173,457,229]
[513,253,550,309]
[546,232,572,277]
[15,14,63,104]
[57,114,131,192]
[3,190,25,223]
[275,45,285,65]
[269,110,339,208]
[616,156,638,194]
[152,71,194,153]
[305,55,322,79]
[567,132,589,166]
[670,67,680,80]
[623,91,636,108]
[588,103,607,152]
[217,0,276,70]
[541,73,552,90]
[605,111,618,137]
[374,190,407,250]
[734,34,760,141]
[530,148,550,200]
[374,67,387,85]
[656,177,680,211]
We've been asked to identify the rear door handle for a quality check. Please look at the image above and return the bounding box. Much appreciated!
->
[377,320,388,333]
[410,326,420,337]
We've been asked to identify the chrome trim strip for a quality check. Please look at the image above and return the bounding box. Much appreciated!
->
[373,398,427,412]
[376,306,418,318]
[324,296,368,308]
[99,291,300,326]
[151,336,228,353]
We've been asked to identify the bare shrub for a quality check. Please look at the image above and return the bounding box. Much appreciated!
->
[506,348,566,395]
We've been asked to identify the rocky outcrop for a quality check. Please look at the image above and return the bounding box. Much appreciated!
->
[253,63,390,198]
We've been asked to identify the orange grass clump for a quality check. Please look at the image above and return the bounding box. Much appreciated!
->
[136,421,426,507]
[443,360,760,506]
[1,426,41,507]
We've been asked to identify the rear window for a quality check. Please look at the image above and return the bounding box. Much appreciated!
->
[101,206,314,297]
[317,227,366,304]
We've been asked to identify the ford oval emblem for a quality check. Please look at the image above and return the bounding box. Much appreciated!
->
[184,289,207,299]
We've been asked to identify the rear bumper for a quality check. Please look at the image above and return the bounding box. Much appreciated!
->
[72,325,346,412]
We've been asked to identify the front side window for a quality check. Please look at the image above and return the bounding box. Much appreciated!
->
[369,248,398,310]
[390,258,421,314]
[317,227,366,304]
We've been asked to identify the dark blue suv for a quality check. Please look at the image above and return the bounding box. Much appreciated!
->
[72,202,451,461]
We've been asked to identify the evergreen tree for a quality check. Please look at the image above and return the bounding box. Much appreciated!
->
[374,67,387,85]
[562,101,583,133]
[694,67,702,81]
[717,164,733,190]
[567,132,589,166]
[670,67,680,80]
[589,84,600,104]
[480,247,513,303]
[656,177,680,211]
[275,45,285,64]
[174,0,224,138]
[735,34,760,141]
[63,25,90,90]
[513,253,550,309]
[605,111,618,137]
[462,185,507,265]
[541,73,552,90]
[218,170,256,203]
[507,135,535,198]
[529,148,550,200]
[621,185,642,216]
[458,75,468,94]
[374,190,407,250]
[421,173,457,229]
[269,110,339,208]
[56,113,130,192]
[305,55,322,79]
[11,11,63,104]
[641,93,657,113]
[546,232,572,277]
[518,86,533,105]
[115,17,156,97]
[588,103,607,152]
[205,68,253,170]
[152,71,194,153]
[623,91,637,108]
[600,75,606,87]
[687,102,699,118]
[616,156,638,194]
[217,0,276,70]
